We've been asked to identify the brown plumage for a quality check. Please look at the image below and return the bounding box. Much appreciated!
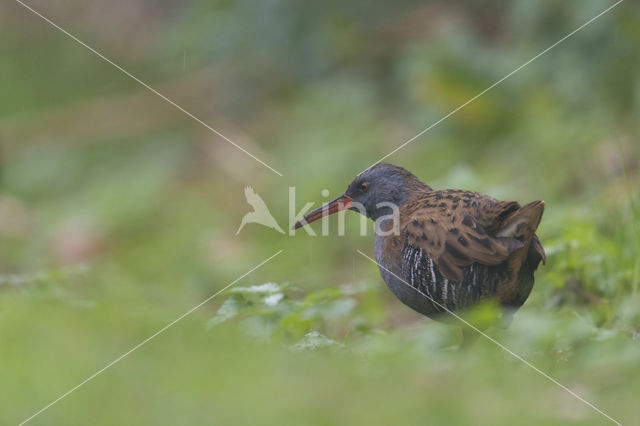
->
[293,163,545,321]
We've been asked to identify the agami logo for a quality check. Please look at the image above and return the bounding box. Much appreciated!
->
[236,187,285,235]
[236,186,400,237]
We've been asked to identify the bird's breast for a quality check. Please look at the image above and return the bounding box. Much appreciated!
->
[374,233,444,318]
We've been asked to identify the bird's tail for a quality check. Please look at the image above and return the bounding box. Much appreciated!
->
[498,201,546,316]
[496,200,544,243]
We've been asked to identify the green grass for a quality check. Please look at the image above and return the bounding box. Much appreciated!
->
[1,1,639,425]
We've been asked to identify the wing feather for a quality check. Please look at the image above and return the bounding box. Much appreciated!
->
[402,195,524,282]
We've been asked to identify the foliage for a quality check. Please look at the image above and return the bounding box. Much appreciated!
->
[209,281,377,345]
[1,0,640,425]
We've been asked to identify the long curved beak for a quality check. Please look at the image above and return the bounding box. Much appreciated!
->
[291,194,353,230]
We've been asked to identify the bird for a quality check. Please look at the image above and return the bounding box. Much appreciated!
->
[292,163,545,324]
[236,186,285,235]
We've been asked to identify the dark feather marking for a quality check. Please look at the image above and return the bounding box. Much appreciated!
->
[445,242,470,262]
[468,234,492,249]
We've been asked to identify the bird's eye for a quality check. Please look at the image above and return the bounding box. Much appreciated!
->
[359,182,369,192]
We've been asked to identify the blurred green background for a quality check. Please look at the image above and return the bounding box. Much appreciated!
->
[1,0,639,424]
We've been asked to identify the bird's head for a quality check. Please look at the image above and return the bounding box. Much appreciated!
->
[292,163,428,229]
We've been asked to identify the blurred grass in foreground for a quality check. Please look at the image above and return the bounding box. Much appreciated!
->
[1,0,640,425]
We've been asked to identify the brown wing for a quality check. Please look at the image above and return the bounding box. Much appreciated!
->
[402,194,524,282]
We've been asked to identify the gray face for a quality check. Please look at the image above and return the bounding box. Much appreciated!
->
[344,164,408,221]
